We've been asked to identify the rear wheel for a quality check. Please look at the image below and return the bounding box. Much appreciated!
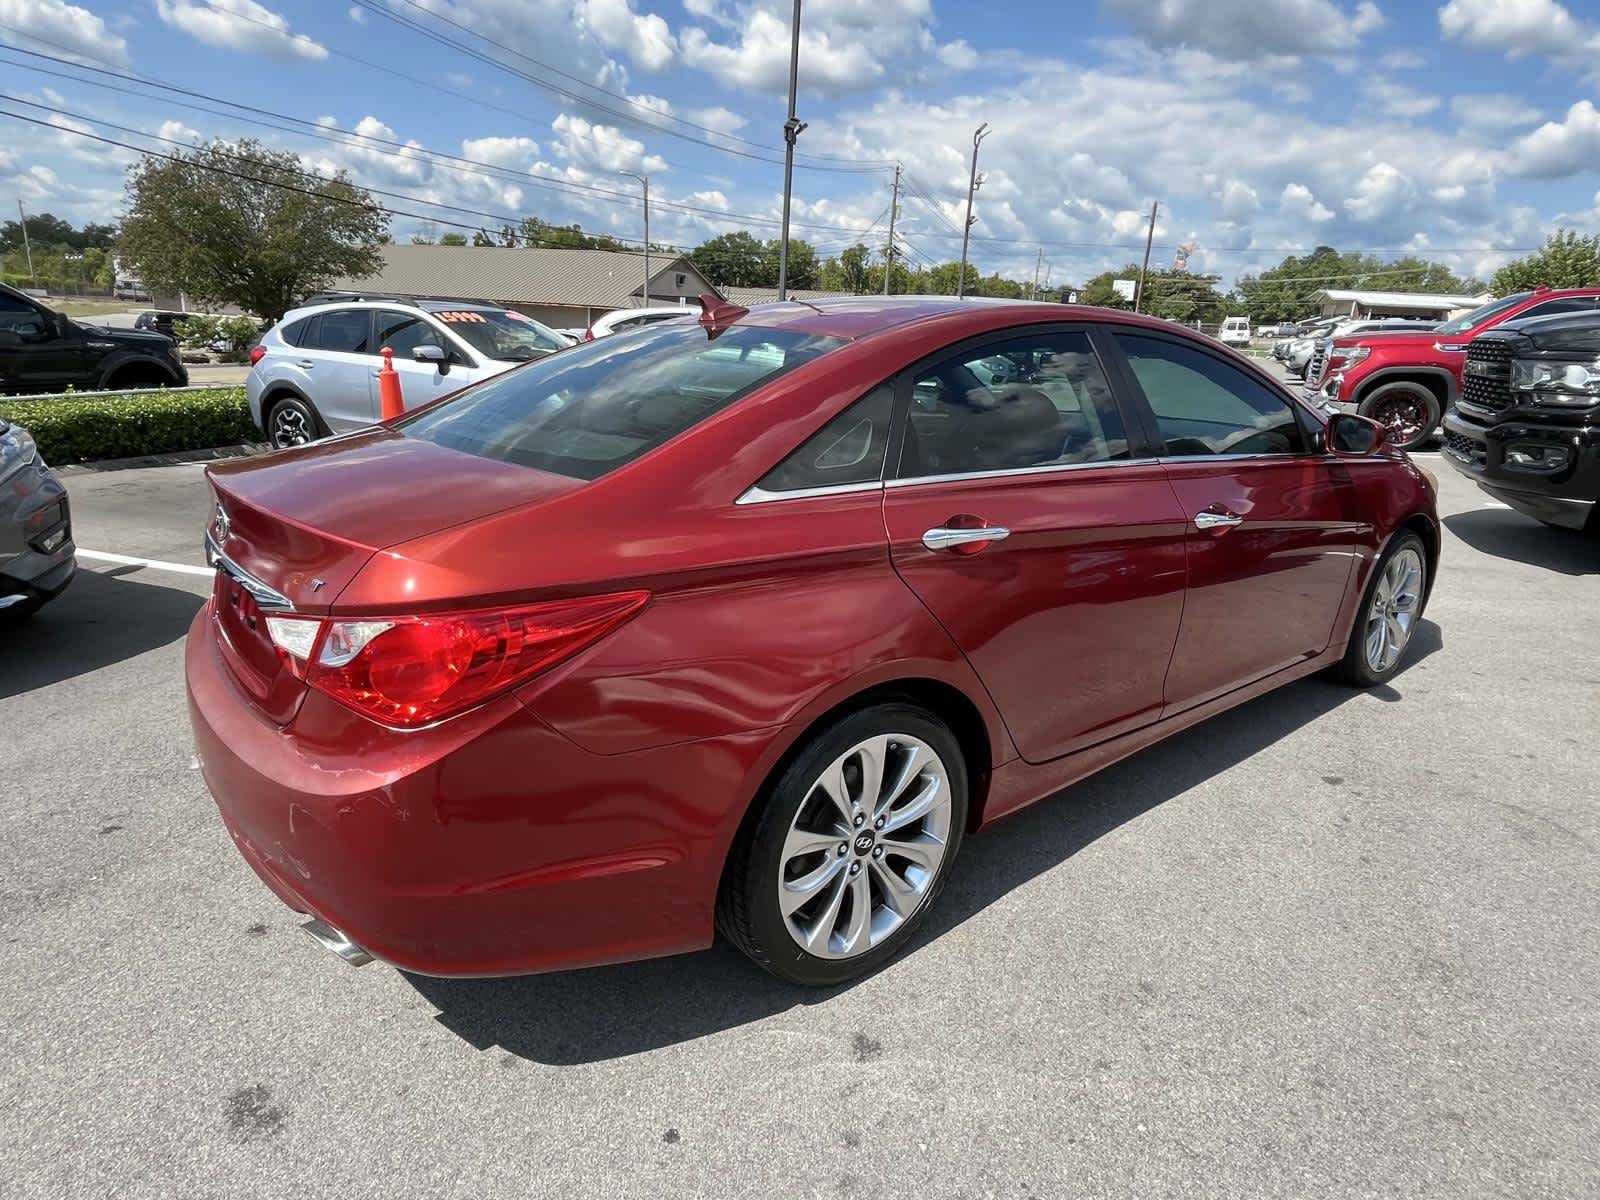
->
[1333,532,1428,687]
[718,702,968,986]
[265,395,322,449]
[1359,382,1440,451]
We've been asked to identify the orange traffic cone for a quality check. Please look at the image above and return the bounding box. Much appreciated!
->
[377,346,404,421]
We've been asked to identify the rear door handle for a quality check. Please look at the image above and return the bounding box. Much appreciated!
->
[295,359,315,369]
[923,525,1010,551]
[1193,510,1243,530]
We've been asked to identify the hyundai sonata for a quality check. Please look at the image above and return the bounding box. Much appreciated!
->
[186,296,1438,986]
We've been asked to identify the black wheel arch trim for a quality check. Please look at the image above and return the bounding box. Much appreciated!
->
[1354,367,1459,408]
[96,352,184,389]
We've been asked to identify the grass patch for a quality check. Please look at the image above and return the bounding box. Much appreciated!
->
[0,386,259,464]
[53,300,131,318]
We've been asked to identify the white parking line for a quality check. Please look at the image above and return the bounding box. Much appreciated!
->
[76,549,214,578]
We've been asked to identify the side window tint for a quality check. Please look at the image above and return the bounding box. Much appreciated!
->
[1519,298,1598,320]
[757,385,893,493]
[281,317,310,347]
[374,311,446,358]
[1114,333,1304,457]
[313,309,371,354]
[899,330,1129,478]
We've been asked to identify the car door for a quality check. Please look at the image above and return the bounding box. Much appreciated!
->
[1106,329,1365,715]
[370,310,473,413]
[882,326,1189,763]
[299,308,378,431]
[0,296,85,392]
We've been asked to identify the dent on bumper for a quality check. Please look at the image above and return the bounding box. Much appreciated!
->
[184,608,776,976]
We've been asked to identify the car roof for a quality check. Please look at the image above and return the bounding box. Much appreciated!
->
[710,295,1185,342]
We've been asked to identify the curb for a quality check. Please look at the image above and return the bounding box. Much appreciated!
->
[54,443,268,476]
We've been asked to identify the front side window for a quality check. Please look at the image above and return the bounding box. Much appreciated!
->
[310,309,371,354]
[899,330,1130,478]
[400,323,846,480]
[0,295,49,338]
[1115,332,1304,457]
[374,310,449,359]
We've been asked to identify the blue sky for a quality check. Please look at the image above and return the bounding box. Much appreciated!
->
[3,0,1600,288]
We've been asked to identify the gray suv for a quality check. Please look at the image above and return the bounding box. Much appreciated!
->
[246,297,569,448]
[0,416,75,624]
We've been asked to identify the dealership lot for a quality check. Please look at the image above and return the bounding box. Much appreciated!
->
[2,457,1596,1198]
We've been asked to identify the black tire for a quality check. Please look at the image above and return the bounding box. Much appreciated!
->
[1358,381,1441,452]
[264,394,323,449]
[1332,531,1429,687]
[717,702,969,987]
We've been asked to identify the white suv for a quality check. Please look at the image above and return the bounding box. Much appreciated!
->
[247,298,568,448]
[585,305,697,340]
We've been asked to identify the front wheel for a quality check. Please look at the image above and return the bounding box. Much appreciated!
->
[1359,383,1440,452]
[1333,532,1428,687]
[717,703,968,986]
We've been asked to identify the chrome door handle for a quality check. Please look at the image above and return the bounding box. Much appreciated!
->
[922,526,1010,551]
[295,359,315,369]
[1193,511,1243,530]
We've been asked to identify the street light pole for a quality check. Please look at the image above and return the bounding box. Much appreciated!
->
[618,171,650,304]
[957,122,990,299]
[776,0,806,301]
[883,163,901,296]
[1135,200,1159,314]
[17,199,37,289]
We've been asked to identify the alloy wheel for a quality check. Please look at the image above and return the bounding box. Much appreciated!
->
[1364,546,1424,673]
[271,405,312,448]
[1369,392,1427,446]
[777,733,952,960]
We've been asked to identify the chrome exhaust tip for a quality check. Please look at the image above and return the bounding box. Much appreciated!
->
[300,918,374,967]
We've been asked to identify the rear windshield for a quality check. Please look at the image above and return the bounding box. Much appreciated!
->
[427,307,568,361]
[398,322,848,480]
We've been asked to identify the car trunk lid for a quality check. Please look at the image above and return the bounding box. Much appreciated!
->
[204,429,585,723]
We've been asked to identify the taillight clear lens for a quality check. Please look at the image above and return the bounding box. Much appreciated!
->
[264,615,321,677]
[299,592,648,728]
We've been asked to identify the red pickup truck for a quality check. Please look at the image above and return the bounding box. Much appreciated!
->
[1305,286,1600,449]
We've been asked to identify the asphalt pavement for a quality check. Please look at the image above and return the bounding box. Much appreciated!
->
[1,450,1596,1199]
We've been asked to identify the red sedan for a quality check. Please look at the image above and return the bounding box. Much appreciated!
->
[186,297,1439,986]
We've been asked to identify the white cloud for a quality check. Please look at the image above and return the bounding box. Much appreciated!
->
[0,0,128,66]
[577,0,676,71]
[1280,183,1335,223]
[157,119,203,145]
[1509,99,1600,178]
[1217,179,1260,223]
[460,135,542,169]
[1344,161,1416,222]
[1439,0,1600,63]
[154,0,327,62]
[1100,0,1384,61]
[1450,93,1543,129]
[551,113,667,174]
[347,4,365,22]
[1365,79,1441,118]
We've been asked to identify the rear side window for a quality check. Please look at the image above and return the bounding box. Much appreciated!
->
[280,316,310,346]
[399,323,847,480]
[757,385,893,493]
[1115,333,1303,457]
[306,308,371,354]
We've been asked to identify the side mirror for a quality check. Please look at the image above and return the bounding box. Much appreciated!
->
[1326,412,1386,457]
[412,344,449,374]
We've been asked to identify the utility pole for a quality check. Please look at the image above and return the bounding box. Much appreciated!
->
[1031,247,1043,300]
[1135,200,1159,313]
[619,171,650,303]
[957,122,990,299]
[883,163,901,295]
[776,0,806,301]
[17,199,37,288]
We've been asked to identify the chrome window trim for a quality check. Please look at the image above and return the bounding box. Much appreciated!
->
[885,456,1163,488]
[204,531,295,611]
[735,480,886,505]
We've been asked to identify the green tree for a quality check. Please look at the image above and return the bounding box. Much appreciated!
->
[438,231,469,246]
[819,243,871,293]
[119,138,388,320]
[1491,229,1600,292]
[922,261,981,295]
[1231,247,1485,323]
[691,231,770,287]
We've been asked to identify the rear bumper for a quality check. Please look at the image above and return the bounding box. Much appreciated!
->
[1441,407,1600,530]
[0,460,76,603]
[184,606,774,976]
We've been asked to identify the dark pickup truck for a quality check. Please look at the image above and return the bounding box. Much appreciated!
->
[1442,310,1600,533]
[0,283,188,395]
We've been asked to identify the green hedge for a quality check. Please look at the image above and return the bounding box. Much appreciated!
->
[0,387,260,464]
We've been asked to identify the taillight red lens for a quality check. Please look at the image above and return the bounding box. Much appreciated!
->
[249,345,267,365]
[290,592,648,728]
[583,327,594,340]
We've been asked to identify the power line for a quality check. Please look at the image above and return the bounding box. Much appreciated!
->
[348,0,889,175]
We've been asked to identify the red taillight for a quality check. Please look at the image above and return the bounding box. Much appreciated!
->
[249,345,267,366]
[583,327,594,341]
[265,592,648,728]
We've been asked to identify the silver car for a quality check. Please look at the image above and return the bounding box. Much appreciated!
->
[0,416,75,624]
[246,298,570,449]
